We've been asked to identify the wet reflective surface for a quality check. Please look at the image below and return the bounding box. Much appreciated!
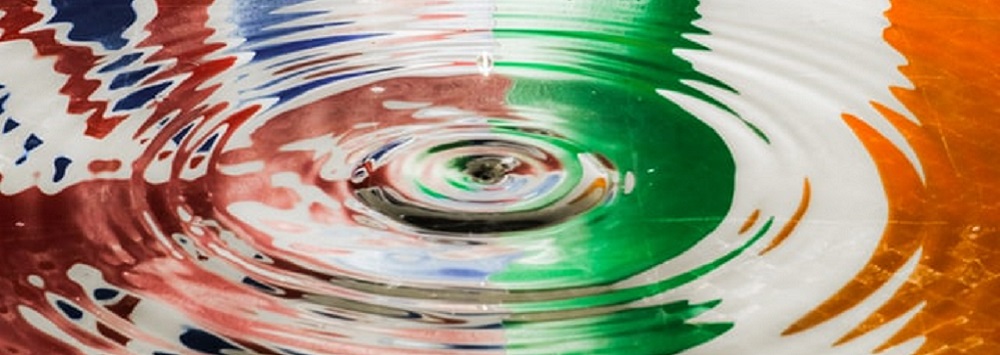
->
[1,0,999,354]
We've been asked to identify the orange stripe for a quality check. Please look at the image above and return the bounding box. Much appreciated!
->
[758,178,810,255]
[788,1,1000,352]
[784,113,927,336]
[738,209,761,235]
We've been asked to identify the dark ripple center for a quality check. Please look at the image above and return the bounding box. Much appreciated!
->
[464,155,521,185]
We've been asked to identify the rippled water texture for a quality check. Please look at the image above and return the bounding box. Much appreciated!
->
[1,0,999,354]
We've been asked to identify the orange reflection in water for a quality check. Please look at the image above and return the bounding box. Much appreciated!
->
[787,1,1000,354]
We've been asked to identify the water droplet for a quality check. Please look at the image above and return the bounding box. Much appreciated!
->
[476,51,494,76]
[624,171,636,194]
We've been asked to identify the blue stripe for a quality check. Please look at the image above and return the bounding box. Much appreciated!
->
[49,0,137,50]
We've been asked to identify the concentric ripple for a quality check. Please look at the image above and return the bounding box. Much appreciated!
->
[6,0,996,354]
[348,122,616,233]
[0,0,747,354]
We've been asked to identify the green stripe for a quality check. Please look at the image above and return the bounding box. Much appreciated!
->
[486,0,761,353]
